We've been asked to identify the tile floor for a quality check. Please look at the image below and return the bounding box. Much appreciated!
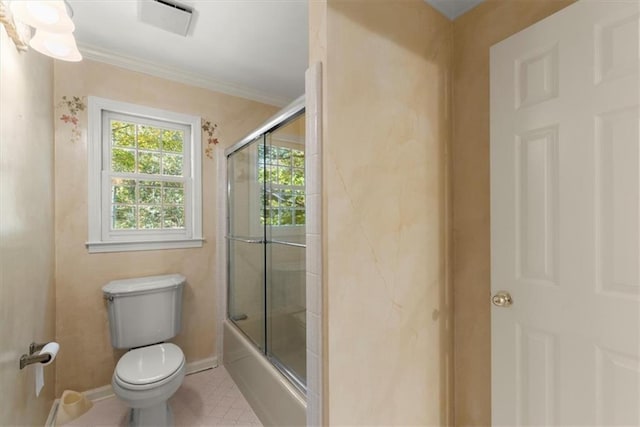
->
[65,366,262,427]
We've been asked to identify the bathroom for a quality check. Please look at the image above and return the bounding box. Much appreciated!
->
[1,0,639,426]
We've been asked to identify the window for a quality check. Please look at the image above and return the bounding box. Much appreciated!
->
[87,97,202,253]
[258,143,305,226]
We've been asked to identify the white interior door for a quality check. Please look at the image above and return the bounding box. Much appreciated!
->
[490,1,640,425]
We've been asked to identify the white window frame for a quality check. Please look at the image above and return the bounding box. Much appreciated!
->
[87,96,203,253]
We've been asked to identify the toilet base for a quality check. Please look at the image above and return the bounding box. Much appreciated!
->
[128,402,173,427]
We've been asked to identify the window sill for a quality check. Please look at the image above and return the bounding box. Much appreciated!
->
[86,238,204,253]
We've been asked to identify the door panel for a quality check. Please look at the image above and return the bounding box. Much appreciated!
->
[491,1,640,425]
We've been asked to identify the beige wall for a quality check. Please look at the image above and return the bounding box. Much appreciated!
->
[311,0,453,424]
[0,31,56,425]
[53,59,278,394]
[451,1,575,425]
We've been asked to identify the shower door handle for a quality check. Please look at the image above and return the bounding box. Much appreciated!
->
[225,236,265,244]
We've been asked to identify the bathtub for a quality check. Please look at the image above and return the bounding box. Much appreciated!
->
[223,320,306,426]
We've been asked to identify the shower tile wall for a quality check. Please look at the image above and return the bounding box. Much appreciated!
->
[305,62,323,427]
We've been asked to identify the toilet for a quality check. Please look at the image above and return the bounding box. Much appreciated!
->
[102,274,186,426]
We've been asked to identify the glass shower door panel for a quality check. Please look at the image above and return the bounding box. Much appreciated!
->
[228,240,265,349]
[228,137,263,239]
[227,137,265,349]
[266,243,306,387]
[264,113,307,388]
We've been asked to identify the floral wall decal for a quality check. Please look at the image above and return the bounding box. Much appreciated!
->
[57,96,86,143]
[201,119,220,160]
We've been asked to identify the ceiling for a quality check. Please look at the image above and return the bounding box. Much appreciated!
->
[424,0,484,20]
[67,0,483,107]
[68,0,308,106]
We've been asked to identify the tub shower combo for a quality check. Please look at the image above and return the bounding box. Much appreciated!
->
[223,97,307,425]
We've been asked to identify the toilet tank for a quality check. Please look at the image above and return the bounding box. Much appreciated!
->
[102,274,185,349]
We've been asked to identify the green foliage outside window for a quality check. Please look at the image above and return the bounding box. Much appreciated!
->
[110,120,186,231]
[258,144,305,226]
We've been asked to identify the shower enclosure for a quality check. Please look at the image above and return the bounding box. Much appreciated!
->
[224,97,306,424]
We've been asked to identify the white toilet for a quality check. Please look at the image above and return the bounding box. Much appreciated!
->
[102,274,187,426]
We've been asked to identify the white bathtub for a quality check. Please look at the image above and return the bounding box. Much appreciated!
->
[223,320,306,426]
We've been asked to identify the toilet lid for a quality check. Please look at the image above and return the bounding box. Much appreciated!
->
[115,343,184,385]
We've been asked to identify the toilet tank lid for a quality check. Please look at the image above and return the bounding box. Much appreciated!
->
[102,274,185,297]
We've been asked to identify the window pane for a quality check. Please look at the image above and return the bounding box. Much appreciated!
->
[113,205,136,229]
[163,206,185,228]
[162,154,183,176]
[139,180,162,186]
[163,185,184,205]
[138,151,161,174]
[137,125,161,150]
[293,168,304,186]
[112,182,135,204]
[294,192,305,208]
[139,183,161,204]
[278,148,292,166]
[139,206,162,229]
[264,207,276,225]
[162,130,183,153]
[277,166,292,185]
[263,145,273,162]
[280,209,293,225]
[112,148,136,173]
[111,121,135,147]
[295,209,305,225]
[267,192,279,208]
[293,150,304,168]
[265,168,274,184]
[281,189,293,207]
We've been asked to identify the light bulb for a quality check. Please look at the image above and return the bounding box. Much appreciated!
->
[29,29,82,61]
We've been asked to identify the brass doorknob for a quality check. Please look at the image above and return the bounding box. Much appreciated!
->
[492,291,513,307]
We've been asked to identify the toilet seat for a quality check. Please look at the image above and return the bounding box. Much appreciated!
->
[115,343,184,391]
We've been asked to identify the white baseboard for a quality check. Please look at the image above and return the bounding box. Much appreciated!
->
[45,356,219,423]
[185,356,218,375]
[83,384,115,402]
[45,399,59,427]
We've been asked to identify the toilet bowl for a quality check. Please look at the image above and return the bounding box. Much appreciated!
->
[112,343,186,426]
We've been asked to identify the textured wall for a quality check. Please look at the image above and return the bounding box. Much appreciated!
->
[0,31,56,425]
[53,59,278,394]
[451,1,575,425]
[312,1,453,424]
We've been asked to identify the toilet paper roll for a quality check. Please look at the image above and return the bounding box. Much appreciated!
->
[36,342,59,397]
[39,342,59,366]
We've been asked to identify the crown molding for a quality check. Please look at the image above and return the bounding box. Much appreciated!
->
[78,43,290,107]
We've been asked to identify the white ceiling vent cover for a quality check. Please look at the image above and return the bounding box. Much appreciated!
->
[139,0,193,36]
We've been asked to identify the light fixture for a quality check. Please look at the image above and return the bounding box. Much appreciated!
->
[29,28,81,61]
[0,2,29,51]
[10,0,74,33]
[3,0,82,62]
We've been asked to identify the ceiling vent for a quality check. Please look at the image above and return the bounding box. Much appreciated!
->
[139,0,193,36]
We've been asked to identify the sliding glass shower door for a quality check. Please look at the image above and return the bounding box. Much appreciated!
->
[227,111,306,390]
[227,135,266,350]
